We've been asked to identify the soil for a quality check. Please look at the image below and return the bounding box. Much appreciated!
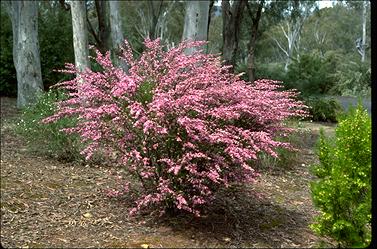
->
[1,97,336,248]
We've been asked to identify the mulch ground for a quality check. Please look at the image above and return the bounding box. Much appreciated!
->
[1,97,336,248]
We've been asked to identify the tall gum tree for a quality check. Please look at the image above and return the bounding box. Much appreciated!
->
[357,1,368,62]
[245,0,264,83]
[109,0,129,72]
[137,0,176,42]
[4,0,43,108]
[345,1,370,63]
[221,0,246,68]
[182,0,210,54]
[269,1,316,72]
[86,0,111,54]
[70,0,90,72]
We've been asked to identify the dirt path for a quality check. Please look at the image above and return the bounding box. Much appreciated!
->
[1,97,335,248]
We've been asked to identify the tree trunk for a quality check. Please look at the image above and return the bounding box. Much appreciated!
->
[271,2,311,72]
[147,0,163,40]
[95,0,111,53]
[71,0,90,72]
[5,1,43,108]
[207,0,215,41]
[182,0,210,54]
[246,1,264,83]
[361,1,366,62]
[221,0,246,69]
[109,0,129,72]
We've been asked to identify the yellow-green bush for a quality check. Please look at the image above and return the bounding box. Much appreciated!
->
[310,104,371,247]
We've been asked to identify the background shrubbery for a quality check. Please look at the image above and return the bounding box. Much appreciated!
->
[0,3,74,96]
[16,90,82,162]
[38,3,75,89]
[332,61,371,97]
[284,51,340,96]
[0,7,17,96]
[310,104,371,247]
[303,96,343,122]
[253,121,313,171]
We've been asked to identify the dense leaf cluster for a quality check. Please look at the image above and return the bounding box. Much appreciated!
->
[310,104,371,247]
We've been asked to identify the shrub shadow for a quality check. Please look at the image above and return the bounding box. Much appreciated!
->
[150,185,325,247]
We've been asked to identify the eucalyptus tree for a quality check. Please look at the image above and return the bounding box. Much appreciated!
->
[182,0,210,54]
[352,1,369,62]
[85,0,112,54]
[109,0,128,72]
[70,0,90,72]
[3,0,43,108]
[221,0,247,68]
[245,0,264,82]
[132,0,177,46]
[269,0,318,72]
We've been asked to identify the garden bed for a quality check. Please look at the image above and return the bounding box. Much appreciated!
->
[1,97,335,248]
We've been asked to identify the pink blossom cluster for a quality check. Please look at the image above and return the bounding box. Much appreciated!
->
[43,39,308,216]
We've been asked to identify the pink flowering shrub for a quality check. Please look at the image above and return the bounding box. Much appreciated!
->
[43,39,308,216]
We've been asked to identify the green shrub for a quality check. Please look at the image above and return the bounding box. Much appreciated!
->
[304,96,343,122]
[254,121,314,171]
[0,3,75,95]
[332,61,371,97]
[38,2,75,89]
[310,104,371,247]
[254,62,286,82]
[0,7,17,96]
[285,51,340,96]
[234,61,287,82]
[15,90,82,162]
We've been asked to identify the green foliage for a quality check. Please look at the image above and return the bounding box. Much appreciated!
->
[207,15,223,54]
[310,104,371,247]
[15,90,82,161]
[301,4,370,57]
[0,2,74,96]
[0,7,17,96]
[254,62,286,82]
[252,2,371,98]
[234,61,286,82]
[304,96,343,122]
[135,81,155,105]
[38,2,75,89]
[332,61,371,97]
[255,122,313,171]
[285,51,340,96]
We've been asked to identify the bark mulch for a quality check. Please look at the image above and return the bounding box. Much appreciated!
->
[1,97,335,248]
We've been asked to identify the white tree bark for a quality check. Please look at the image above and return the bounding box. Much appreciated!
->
[5,0,43,108]
[271,3,312,72]
[109,0,129,72]
[273,19,305,72]
[361,1,366,62]
[182,0,210,54]
[313,20,326,57]
[71,0,90,72]
[134,1,175,43]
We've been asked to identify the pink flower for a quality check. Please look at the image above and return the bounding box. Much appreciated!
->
[176,194,188,210]
[43,38,308,216]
